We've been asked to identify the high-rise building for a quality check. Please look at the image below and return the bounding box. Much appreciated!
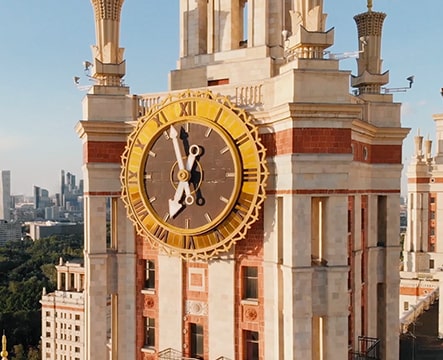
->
[0,220,21,246]
[59,170,83,213]
[33,185,41,210]
[0,170,11,221]
[76,1,407,359]
[61,170,65,207]
[40,258,85,360]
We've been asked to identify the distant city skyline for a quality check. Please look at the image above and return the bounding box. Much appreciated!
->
[4,169,82,197]
[1,1,443,195]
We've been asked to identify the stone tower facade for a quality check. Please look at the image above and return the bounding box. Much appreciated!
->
[77,1,407,359]
[402,121,443,338]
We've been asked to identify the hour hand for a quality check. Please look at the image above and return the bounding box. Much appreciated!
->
[169,182,187,218]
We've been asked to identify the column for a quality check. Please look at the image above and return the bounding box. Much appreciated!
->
[85,195,108,360]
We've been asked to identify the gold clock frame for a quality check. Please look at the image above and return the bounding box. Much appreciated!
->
[121,89,268,260]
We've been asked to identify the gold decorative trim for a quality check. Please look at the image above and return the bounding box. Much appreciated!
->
[121,90,268,260]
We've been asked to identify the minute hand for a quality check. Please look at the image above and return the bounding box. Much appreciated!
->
[170,125,186,171]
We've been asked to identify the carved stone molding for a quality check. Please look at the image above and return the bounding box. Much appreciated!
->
[185,300,208,316]
[243,305,258,322]
[144,296,155,309]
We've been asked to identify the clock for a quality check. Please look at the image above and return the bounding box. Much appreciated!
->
[121,90,267,260]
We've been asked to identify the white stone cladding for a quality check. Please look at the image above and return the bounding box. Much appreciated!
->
[208,258,235,359]
[158,255,183,352]
[78,86,137,359]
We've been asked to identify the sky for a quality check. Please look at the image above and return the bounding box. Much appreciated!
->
[0,0,442,196]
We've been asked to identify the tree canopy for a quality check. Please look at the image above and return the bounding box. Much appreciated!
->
[0,234,83,358]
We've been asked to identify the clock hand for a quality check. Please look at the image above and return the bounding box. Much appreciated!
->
[168,142,201,218]
[186,144,200,171]
[169,125,193,204]
[170,125,186,171]
[169,182,187,218]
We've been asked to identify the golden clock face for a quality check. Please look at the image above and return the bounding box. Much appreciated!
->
[121,90,267,260]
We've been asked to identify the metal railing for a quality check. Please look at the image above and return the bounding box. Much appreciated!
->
[157,348,231,360]
[157,348,200,360]
[350,336,381,360]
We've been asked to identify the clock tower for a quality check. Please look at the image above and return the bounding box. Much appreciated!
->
[77,1,408,359]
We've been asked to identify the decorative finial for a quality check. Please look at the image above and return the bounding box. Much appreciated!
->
[1,331,8,360]
[367,0,373,12]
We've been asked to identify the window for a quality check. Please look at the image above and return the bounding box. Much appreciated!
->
[190,323,204,359]
[377,196,387,246]
[243,266,258,300]
[404,302,409,311]
[244,331,259,360]
[430,259,435,269]
[75,314,80,321]
[311,198,327,264]
[144,317,155,347]
[145,260,155,289]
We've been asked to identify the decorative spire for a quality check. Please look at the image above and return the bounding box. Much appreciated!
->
[292,0,327,33]
[413,129,424,162]
[89,0,126,86]
[424,135,433,163]
[286,0,334,60]
[1,331,8,360]
[351,1,388,95]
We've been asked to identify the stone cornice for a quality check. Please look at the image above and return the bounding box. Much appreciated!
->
[76,120,134,142]
[351,119,410,144]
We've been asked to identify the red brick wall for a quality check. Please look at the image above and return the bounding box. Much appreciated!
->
[348,196,355,350]
[182,262,209,359]
[261,128,402,164]
[137,237,159,360]
[262,128,351,156]
[234,211,265,359]
[361,195,368,336]
[400,286,435,297]
[429,193,437,252]
[84,141,126,163]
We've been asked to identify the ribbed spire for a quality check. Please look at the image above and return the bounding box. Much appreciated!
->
[351,1,389,95]
[286,0,334,60]
[292,0,326,32]
[89,0,126,86]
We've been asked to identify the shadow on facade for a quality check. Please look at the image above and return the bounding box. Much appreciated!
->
[400,300,443,359]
